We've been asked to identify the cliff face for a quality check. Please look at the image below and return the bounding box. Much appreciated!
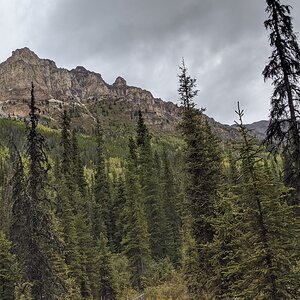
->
[0,47,241,141]
[0,48,109,99]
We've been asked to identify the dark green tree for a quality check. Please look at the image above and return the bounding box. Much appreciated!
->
[161,148,181,265]
[213,104,300,299]
[59,113,97,298]
[263,0,300,201]
[209,189,241,299]
[93,119,110,240]
[178,60,221,297]
[97,233,116,300]
[71,130,87,196]
[111,178,127,253]
[60,110,72,178]
[11,83,65,299]
[73,189,96,299]
[56,180,82,291]
[0,154,11,235]
[122,137,151,291]
[136,110,166,259]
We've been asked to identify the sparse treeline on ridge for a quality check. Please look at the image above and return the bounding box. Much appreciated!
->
[0,0,300,299]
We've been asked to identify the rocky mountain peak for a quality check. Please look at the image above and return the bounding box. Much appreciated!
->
[72,66,88,73]
[113,76,127,89]
[10,47,40,64]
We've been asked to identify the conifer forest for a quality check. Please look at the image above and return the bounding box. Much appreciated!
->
[1,0,300,299]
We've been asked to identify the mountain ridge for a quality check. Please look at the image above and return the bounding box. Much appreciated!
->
[0,47,263,141]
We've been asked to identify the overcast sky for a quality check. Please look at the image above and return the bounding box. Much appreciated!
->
[0,0,299,124]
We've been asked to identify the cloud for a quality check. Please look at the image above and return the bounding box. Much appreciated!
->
[1,0,300,124]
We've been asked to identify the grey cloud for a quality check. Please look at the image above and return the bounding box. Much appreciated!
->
[1,0,300,124]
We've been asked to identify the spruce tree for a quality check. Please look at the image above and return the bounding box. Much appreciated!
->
[111,178,127,253]
[97,233,117,300]
[56,180,82,290]
[212,104,300,299]
[178,60,221,296]
[70,130,87,196]
[135,110,166,259]
[8,143,25,241]
[122,137,151,291]
[11,83,65,299]
[0,153,11,235]
[60,109,72,178]
[161,148,181,265]
[73,189,96,299]
[56,112,91,297]
[209,190,241,299]
[58,113,97,298]
[263,0,300,201]
[93,119,110,240]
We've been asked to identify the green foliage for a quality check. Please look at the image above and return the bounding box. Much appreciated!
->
[161,148,182,265]
[60,109,72,177]
[71,130,87,196]
[97,233,116,300]
[73,191,94,298]
[15,282,32,300]
[178,61,222,296]
[136,111,167,260]
[0,231,18,300]
[181,220,201,299]
[56,180,82,286]
[145,258,175,287]
[110,254,133,299]
[263,0,300,201]
[0,148,12,235]
[144,271,189,300]
[93,119,110,240]
[10,84,65,299]
[211,105,300,299]
[110,178,127,253]
[122,138,151,291]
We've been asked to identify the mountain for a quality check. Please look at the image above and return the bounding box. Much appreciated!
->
[231,120,269,140]
[0,47,241,140]
[244,120,269,140]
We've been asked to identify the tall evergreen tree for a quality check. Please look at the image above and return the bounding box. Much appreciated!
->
[122,137,151,291]
[212,104,300,299]
[111,178,127,253]
[263,0,300,200]
[73,189,96,299]
[56,112,89,297]
[58,113,97,298]
[97,233,116,300]
[71,130,87,196]
[60,110,72,179]
[178,60,221,297]
[11,83,65,299]
[0,153,11,235]
[93,119,110,240]
[135,110,166,259]
[56,181,82,292]
[161,148,181,265]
